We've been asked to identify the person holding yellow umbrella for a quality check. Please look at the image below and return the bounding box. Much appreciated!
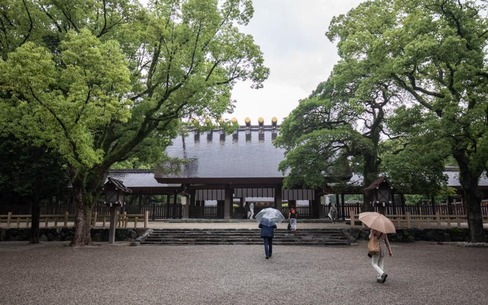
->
[359,212,395,283]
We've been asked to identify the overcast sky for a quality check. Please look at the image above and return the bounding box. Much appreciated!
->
[225,0,366,125]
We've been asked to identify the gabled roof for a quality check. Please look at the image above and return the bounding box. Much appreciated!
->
[364,176,390,191]
[104,177,132,193]
[108,169,180,194]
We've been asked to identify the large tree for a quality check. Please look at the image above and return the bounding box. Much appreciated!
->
[0,0,268,245]
[327,0,488,242]
[274,51,400,210]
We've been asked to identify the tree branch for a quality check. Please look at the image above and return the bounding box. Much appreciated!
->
[29,87,81,163]
[20,0,33,45]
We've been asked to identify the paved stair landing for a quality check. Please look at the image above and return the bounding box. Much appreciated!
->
[138,228,351,246]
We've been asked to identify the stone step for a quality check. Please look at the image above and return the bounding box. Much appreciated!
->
[139,228,351,246]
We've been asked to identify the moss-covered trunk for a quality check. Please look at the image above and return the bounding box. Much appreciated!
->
[69,168,106,247]
[70,182,93,246]
[455,152,486,242]
[458,169,486,242]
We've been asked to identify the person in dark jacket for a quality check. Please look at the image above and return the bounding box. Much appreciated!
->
[259,223,277,259]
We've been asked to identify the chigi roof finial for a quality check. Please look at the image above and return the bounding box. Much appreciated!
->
[245,117,251,127]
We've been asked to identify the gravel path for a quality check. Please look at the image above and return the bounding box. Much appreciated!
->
[1,240,487,305]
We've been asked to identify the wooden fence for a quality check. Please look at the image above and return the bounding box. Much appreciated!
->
[342,203,488,217]
[0,211,149,229]
[349,210,488,229]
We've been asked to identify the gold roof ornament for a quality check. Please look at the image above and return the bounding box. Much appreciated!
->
[271,117,278,127]
[245,117,251,127]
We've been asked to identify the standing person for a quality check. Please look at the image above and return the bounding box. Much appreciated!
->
[328,204,338,223]
[248,202,254,219]
[259,222,276,259]
[369,229,393,283]
[244,202,250,219]
[288,206,297,231]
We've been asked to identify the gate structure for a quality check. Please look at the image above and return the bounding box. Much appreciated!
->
[74,121,488,220]
[154,118,324,219]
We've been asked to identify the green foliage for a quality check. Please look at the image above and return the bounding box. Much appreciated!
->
[0,0,267,181]
[0,135,69,200]
[380,133,451,196]
[0,0,268,244]
[275,63,390,190]
[275,95,348,188]
[327,0,488,241]
[278,0,488,236]
[1,30,132,170]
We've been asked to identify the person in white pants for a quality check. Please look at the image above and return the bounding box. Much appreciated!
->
[328,204,338,223]
[248,202,254,219]
[369,229,393,283]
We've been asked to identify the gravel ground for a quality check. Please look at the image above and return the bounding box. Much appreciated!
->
[1,240,488,305]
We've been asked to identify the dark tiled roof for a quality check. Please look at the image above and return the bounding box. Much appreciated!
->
[108,169,180,194]
[162,126,285,179]
[109,130,488,193]
[105,177,132,193]
[106,169,488,194]
[364,177,389,191]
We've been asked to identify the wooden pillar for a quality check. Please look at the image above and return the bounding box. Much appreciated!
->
[165,194,171,219]
[312,190,321,218]
[189,189,196,219]
[391,189,396,215]
[239,197,247,219]
[341,193,346,221]
[274,185,283,211]
[401,193,406,214]
[431,195,436,215]
[181,195,189,219]
[447,196,453,215]
[318,194,326,219]
[108,206,118,244]
[338,193,344,220]
[224,185,233,219]
[172,191,178,219]
[138,195,143,213]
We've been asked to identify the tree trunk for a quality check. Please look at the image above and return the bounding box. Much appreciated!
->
[68,167,107,247]
[457,160,486,242]
[70,184,93,246]
[362,152,379,212]
[362,191,374,212]
[29,198,40,244]
[465,190,485,242]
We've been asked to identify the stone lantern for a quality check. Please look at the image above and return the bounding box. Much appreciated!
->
[103,177,132,244]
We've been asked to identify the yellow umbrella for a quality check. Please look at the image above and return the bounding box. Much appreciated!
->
[358,212,396,234]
